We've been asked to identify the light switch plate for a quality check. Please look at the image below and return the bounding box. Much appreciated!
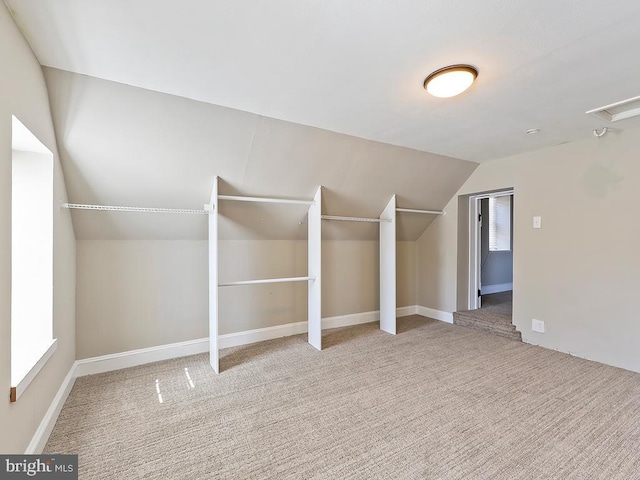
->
[533,216,542,229]
[532,319,545,333]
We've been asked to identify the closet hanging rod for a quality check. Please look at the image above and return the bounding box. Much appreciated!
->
[218,195,314,206]
[321,215,389,223]
[396,208,445,215]
[219,276,314,287]
[61,203,208,214]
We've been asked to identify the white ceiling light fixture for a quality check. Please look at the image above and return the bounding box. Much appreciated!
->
[424,65,478,98]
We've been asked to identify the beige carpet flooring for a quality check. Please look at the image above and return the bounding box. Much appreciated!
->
[480,291,512,314]
[459,291,513,322]
[45,316,640,479]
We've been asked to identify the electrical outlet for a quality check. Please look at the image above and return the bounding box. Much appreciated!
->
[533,216,542,229]
[532,319,545,333]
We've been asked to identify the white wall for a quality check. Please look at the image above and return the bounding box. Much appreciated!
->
[417,127,640,373]
[0,3,76,453]
[76,240,417,358]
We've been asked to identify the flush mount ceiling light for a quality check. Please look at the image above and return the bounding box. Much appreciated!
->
[424,65,478,98]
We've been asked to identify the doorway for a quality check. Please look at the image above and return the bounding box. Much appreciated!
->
[454,189,520,340]
[468,190,513,311]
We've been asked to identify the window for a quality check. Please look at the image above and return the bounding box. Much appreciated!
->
[488,195,511,251]
[10,116,56,402]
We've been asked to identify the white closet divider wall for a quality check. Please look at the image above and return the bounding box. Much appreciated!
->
[308,186,322,350]
[208,177,219,373]
[379,195,397,335]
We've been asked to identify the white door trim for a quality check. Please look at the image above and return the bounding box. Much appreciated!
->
[468,196,481,310]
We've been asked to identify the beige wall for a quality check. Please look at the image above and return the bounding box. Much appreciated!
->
[76,240,416,358]
[417,128,640,373]
[43,67,477,242]
[76,241,208,358]
[397,241,417,309]
[0,4,76,453]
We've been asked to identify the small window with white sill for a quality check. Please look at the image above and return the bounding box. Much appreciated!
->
[488,195,511,252]
[10,116,56,402]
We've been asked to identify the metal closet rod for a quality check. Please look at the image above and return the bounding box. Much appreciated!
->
[61,203,208,214]
[396,208,445,215]
[219,276,315,287]
[321,215,390,223]
[218,195,314,206]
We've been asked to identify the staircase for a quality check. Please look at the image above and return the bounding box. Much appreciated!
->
[453,292,521,341]
[453,310,522,341]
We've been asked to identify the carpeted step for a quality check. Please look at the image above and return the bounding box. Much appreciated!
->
[454,314,518,333]
[456,311,513,326]
[456,322,522,341]
[454,313,516,330]
[454,317,520,338]
[453,312,522,342]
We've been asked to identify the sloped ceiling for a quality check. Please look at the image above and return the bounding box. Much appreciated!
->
[44,69,477,240]
[8,0,640,162]
[17,1,640,241]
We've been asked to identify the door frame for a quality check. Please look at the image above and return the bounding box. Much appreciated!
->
[467,189,514,310]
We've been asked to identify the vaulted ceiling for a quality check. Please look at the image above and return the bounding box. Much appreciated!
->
[6,1,640,240]
[8,0,640,161]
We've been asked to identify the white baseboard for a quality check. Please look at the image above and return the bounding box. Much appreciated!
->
[75,306,420,377]
[320,305,419,330]
[219,321,308,349]
[396,305,418,318]
[323,310,377,329]
[75,338,209,377]
[25,361,78,454]
[480,283,513,295]
[221,306,418,348]
[417,306,454,324]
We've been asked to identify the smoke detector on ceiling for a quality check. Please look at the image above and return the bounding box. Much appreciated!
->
[586,95,640,122]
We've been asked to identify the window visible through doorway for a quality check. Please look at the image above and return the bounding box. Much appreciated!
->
[488,195,511,251]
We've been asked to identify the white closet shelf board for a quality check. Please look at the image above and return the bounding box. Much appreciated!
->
[218,195,313,205]
[321,215,385,223]
[219,276,314,287]
[396,207,444,215]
